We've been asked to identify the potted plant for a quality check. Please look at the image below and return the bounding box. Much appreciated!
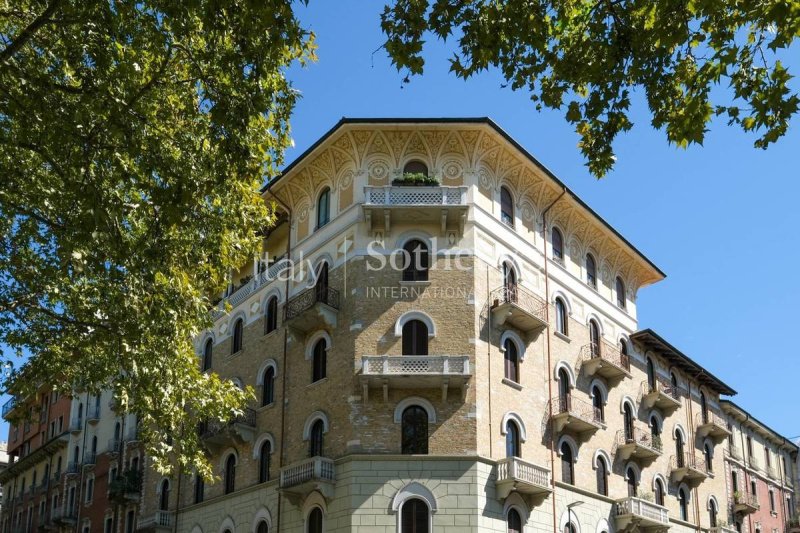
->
[392,172,439,186]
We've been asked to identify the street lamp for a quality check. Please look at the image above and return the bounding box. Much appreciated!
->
[566,501,585,533]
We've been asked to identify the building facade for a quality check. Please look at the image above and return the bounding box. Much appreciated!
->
[2,118,798,533]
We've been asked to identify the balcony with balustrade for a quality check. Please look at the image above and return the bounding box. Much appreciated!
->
[210,255,290,321]
[495,457,552,501]
[615,426,663,462]
[279,456,335,504]
[68,417,83,433]
[52,506,78,526]
[86,405,100,424]
[489,285,548,334]
[137,510,174,532]
[614,496,670,531]
[360,355,471,402]
[198,408,256,450]
[550,395,604,435]
[641,378,682,412]
[284,285,340,333]
[695,410,730,442]
[579,340,631,382]
[363,185,468,236]
[107,439,121,456]
[670,453,710,485]
[733,492,759,515]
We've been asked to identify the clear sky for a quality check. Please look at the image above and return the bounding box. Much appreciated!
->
[281,1,800,438]
[2,2,798,442]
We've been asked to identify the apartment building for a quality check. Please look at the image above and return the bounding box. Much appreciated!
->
[721,401,798,533]
[3,118,797,533]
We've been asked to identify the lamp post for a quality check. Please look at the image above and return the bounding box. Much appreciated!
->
[566,501,585,532]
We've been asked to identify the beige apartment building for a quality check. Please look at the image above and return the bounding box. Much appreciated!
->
[4,118,798,533]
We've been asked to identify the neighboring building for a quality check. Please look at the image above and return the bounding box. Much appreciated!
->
[0,442,8,515]
[3,118,798,533]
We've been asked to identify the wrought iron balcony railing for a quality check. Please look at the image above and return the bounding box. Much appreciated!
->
[615,426,663,457]
[285,286,340,321]
[489,285,548,332]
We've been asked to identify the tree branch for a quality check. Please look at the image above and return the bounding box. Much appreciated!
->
[0,0,64,64]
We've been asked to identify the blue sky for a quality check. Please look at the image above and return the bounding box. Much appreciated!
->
[281,1,800,438]
[2,2,797,442]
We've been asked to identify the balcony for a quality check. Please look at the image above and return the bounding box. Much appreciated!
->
[615,426,663,461]
[65,461,81,475]
[360,355,471,402]
[83,452,96,466]
[495,457,551,500]
[109,469,142,503]
[280,456,335,503]
[199,408,256,449]
[2,396,16,419]
[363,185,468,236]
[284,285,339,334]
[52,506,78,525]
[86,405,100,424]
[489,285,548,334]
[550,395,604,435]
[733,492,759,515]
[210,256,289,321]
[137,511,174,532]
[614,496,670,531]
[579,341,631,382]
[670,453,710,485]
[68,417,83,433]
[107,439,121,455]
[640,378,682,412]
[695,411,730,442]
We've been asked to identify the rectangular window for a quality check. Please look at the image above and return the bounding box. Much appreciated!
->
[105,517,114,533]
[85,478,94,503]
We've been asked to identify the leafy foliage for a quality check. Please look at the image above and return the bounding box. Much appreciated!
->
[0,0,314,477]
[381,0,800,176]
[393,172,440,185]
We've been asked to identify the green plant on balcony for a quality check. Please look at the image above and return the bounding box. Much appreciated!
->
[392,172,439,186]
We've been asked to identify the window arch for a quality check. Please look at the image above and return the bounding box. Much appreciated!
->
[264,296,278,334]
[308,420,325,457]
[311,338,327,383]
[399,497,430,533]
[316,187,330,229]
[654,477,666,506]
[502,260,518,303]
[585,254,597,288]
[256,522,269,533]
[615,277,626,309]
[596,454,609,496]
[678,487,689,521]
[591,384,605,423]
[202,339,213,371]
[307,507,324,533]
[503,337,520,383]
[704,442,713,473]
[258,440,271,483]
[675,426,686,467]
[401,406,429,455]
[556,365,573,412]
[646,357,656,390]
[625,465,639,497]
[159,479,170,511]
[402,239,429,282]
[402,319,429,356]
[403,160,428,176]
[231,318,243,354]
[709,497,718,527]
[260,365,276,407]
[394,397,436,424]
[507,507,524,533]
[588,319,601,356]
[500,186,514,226]
[555,298,568,335]
[560,440,575,485]
[551,227,564,263]
[623,401,635,442]
[224,453,236,494]
[505,420,521,458]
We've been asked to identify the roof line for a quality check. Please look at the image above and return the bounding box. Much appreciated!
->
[262,117,665,279]
[720,399,799,451]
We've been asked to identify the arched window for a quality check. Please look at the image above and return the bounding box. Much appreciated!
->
[592,386,605,423]
[678,488,689,521]
[259,440,271,483]
[91,435,97,455]
[402,240,429,282]
[650,416,662,449]
[560,441,574,485]
[750,480,757,497]
[616,277,626,308]
[262,366,275,407]
[704,443,713,473]
[623,403,634,441]
[700,392,708,424]
[503,338,519,383]
[314,262,329,303]
[401,406,429,455]
[224,454,236,494]
[507,508,522,533]
[265,296,278,334]
[626,466,638,497]
[194,474,204,504]
[670,372,679,394]
[586,254,597,288]
[500,186,514,226]
[646,358,656,390]
[232,318,243,354]
[309,419,324,457]
[558,368,571,411]
[552,228,564,263]
[502,261,517,303]
[400,498,429,533]
[403,160,428,176]
[596,456,609,496]
[402,319,429,356]
[563,523,577,533]
[202,339,212,371]
[256,521,269,533]
[316,187,330,229]
[307,507,323,533]
[505,420,521,458]
[589,319,600,356]
[676,431,685,467]
[710,498,718,527]
[159,479,169,511]
[311,338,327,383]
[555,298,568,335]
[655,478,665,506]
